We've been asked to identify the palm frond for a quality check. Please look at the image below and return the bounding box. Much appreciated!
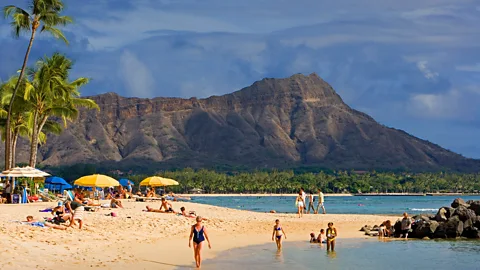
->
[71,98,100,110]
[3,5,31,37]
[40,25,68,44]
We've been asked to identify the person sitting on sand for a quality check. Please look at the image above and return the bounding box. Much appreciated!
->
[326,222,337,251]
[82,198,101,207]
[25,216,67,230]
[110,198,123,208]
[189,216,211,268]
[51,203,71,224]
[146,188,155,198]
[272,219,287,250]
[159,198,175,213]
[384,220,393,237]
[310,229,326,243]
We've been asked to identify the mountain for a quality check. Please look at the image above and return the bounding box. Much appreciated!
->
[7,73,480,172]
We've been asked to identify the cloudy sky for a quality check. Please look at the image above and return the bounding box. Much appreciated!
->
[0,0,479,158]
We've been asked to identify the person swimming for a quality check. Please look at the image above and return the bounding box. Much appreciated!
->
[272,219,287,250]
[189,216,211,268]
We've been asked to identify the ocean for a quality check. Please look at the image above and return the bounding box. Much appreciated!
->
[201,239,480,270]
[190,195,480,215]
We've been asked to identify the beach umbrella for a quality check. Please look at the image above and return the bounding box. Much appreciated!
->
[0,166,50,178]
[119,178,133,187]
[45,177,72,193]
[140,176,179,187]
[74,174,119,188]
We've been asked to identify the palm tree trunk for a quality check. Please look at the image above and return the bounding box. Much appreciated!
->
[29,114,47,168]
[12,130,19,168]
[28,111,39,167]
[5,28,37,169]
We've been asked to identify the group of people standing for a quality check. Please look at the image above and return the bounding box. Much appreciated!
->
[295,188,327,218]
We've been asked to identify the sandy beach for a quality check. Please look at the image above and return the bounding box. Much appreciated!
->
[0,200,394,269]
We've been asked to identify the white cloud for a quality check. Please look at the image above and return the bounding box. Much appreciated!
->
[119,50,155,97]
[416,61,439,80]
[409,89,460,119]
[456,63,480,72]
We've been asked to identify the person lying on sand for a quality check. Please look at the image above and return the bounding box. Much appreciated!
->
[179,207,208,220]
[82,198,101,207]
[25,216,67,230]
[145,206,164,212]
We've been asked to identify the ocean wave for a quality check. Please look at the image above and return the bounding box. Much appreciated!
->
[409,208,437,212]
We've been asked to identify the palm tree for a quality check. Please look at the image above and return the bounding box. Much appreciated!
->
[0,76,34,167]
[24,53,99,167]
[2,0,72,169]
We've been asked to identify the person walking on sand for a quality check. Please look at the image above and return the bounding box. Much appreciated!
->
[307,191,315,214]
[295,192,305,218]
[189,216,211,268]
[326,222,337,251]
[315,188,327,214]
[272,219,287,250]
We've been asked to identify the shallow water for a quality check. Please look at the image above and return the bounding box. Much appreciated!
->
[191,195,480,215]
[201,239,480,270]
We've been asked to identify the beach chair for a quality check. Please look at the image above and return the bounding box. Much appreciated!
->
[38,189,58,202]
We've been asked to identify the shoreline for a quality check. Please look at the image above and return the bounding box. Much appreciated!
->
[180,193,352,197]
[0,200,395,269]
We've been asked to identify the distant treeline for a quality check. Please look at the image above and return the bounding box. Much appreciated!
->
[49,164,480,194]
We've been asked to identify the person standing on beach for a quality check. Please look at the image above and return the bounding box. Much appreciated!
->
[326,222,337,251]
[400,212,412,239]
[272,219,287,250]
[307,191,315,214]
[295,192,305,218]
[300,188,307,213]
[4,181,12,204]
[65,200,84,229]
[315,189,327,214]
[189,216,211,268]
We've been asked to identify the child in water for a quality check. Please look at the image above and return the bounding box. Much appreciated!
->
[272,219,287,250]
[326,222,337,251]
[189,216,211,268]
[309,229,326,243]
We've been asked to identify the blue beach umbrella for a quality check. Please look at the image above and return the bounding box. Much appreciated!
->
[73,185,102,191]
[45,177,72,193]
[119,178,133,187]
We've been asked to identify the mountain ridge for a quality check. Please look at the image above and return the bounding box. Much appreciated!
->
[5,73,479,172]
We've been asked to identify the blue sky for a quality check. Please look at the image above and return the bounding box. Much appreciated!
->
[0,0,479,158]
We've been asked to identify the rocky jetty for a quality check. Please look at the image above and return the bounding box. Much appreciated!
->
[363,198,480,239]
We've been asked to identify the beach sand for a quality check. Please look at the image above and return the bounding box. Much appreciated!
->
[0,200,394,269]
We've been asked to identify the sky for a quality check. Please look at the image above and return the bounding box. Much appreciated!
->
[0,0,479,158]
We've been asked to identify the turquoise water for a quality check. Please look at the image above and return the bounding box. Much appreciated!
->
[191,195,480,215]
[201,239,480,269]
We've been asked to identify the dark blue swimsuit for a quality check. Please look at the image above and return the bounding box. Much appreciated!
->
[193,226,205,244]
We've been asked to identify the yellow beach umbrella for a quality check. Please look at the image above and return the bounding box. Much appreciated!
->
[74,174,119,188]
[140,176,179,187]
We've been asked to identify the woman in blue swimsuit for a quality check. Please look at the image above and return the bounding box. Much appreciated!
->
[189,216,211,268]
[272,219,287,250]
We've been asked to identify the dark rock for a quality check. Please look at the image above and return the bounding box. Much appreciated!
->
[463,227,480,239]
[412,220,439,238]
[435,208,448,222]
[463,218,474,231]
[434,216,463,238]
[393,220,402,237]
[468,201,480,215]
[453,206,476,221]
[466,200,475,205]
[451,198,469,208]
